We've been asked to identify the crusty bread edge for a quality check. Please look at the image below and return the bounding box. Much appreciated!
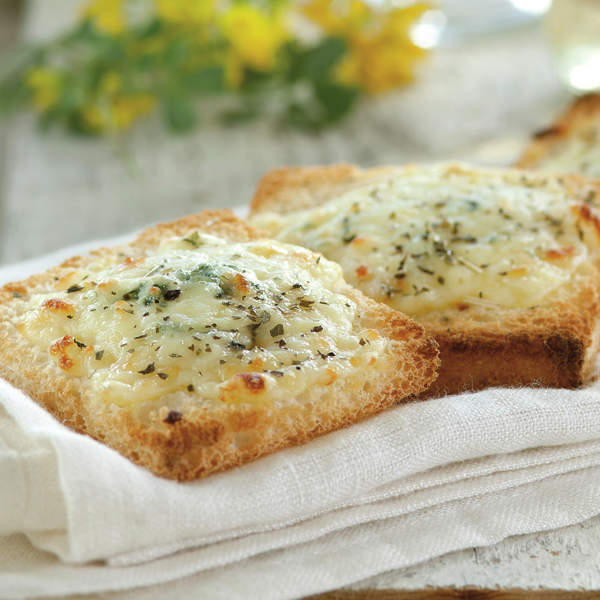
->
[250,163,399,215]
[0,210,440,481]
[422,279,600,396]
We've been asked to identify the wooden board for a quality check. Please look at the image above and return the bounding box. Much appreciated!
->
[311,591,600,600]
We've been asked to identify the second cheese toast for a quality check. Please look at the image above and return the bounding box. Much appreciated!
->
[250,163,600,396]
[0,211,439,480]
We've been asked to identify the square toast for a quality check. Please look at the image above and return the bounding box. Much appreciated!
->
[0,210,439,480]
[250,163,600,397]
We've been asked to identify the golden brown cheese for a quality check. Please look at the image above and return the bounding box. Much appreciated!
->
[252,164,600,316]
[19,234,385,409]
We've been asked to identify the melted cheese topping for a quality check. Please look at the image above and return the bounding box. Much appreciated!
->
[253,164,600,316]
[536,123,600,178]
[19,234,385,409]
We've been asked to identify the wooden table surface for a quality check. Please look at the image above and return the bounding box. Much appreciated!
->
[2,0,600,596]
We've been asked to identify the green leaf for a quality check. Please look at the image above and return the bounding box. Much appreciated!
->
[281,40,304,83]
[220,104,259,125]
[136,18,163,39]
[185,66,225,93]
[301,37,348,80]
[281,78,360,132]
[238,67,273,93]
[284,101,318,130]
[314,81,359,122]
[164,38,191,67]
[0,76,29,115]
[67,111,100,136]
[162,93,197,132]
[63,20,96,43]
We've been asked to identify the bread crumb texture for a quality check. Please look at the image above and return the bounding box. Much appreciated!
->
[0,210,439,480]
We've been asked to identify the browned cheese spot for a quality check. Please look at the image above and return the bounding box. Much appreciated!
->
[239,373,265,393]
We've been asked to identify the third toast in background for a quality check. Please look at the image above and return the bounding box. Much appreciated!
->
[517,94,600,179]
[250,163,600,396]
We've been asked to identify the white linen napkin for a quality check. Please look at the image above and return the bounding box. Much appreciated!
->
[1,234,600,599]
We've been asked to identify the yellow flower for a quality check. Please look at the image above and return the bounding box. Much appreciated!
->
[100,71,122,95]
[82,0,125,35]
[224,53,243,89]
[221,5,288,72]
[335,4,430,94]
[342,38,425,94]
[155,0,215,25]
[26,67,61,111]
[79,72,123,132]
[111,93,156,130]
[303,0,370,36]
[81,93,156,133]
[81,104,106,132]
[379,3,433,43]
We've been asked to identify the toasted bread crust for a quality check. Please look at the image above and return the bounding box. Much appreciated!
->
[516,94,600,176]
[250,165,600,395]
[421,278,600,396]
[0,210,439,480]
[251,164,398,215]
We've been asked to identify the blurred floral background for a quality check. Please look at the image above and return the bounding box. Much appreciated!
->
[0,1,591,264]
[2,0,431,133]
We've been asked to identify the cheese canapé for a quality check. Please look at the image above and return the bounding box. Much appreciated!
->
[252,164,600,316]
[18,234,385,409]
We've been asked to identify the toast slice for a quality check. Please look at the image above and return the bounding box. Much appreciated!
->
[0,210,439,480]
[516,94,600,180]
[250,163,600,396]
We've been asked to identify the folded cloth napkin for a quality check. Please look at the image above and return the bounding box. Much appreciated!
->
[2,235,600,600]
